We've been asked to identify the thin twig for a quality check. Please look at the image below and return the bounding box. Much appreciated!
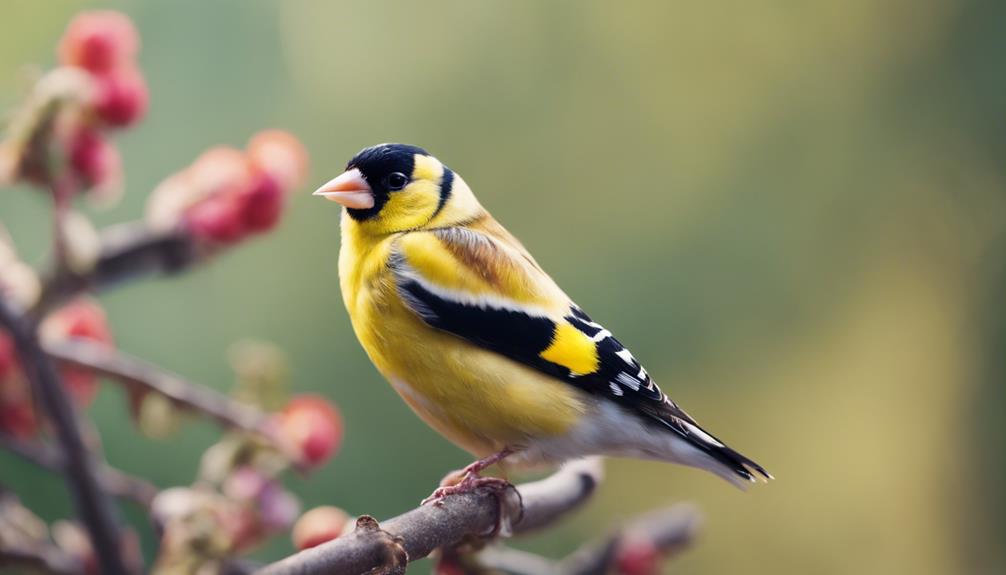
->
[515,458,603,534]
[0,544,82,575]
[564,504,701,575]
[0,297,131,574]
[0,431,159,507]
[33,222,196,319]
[478,504,701,575]
[254,458,605,575]
[50,175,73,273]
[44,338,275,439]
[0,485,81,574]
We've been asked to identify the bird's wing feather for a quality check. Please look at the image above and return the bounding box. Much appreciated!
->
[390,225,771,482]
[391,226,676,408]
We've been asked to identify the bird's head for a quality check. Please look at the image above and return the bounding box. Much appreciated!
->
[314,143,482,234]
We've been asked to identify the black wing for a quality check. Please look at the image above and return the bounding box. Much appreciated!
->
[390,229,771,482]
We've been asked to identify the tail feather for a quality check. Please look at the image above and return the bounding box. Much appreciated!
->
[657,416,773,487]
[706,442,774,483]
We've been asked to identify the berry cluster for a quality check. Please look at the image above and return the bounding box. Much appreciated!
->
[149,391,346,562]
[58,10,148,202]
[0,298,114,438]
[145,131,307,247]
[0,9,348,571]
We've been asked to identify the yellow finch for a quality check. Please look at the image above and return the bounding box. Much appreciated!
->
[315,144,771,497]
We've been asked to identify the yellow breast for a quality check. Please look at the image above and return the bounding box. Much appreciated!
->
[338,212,585,456]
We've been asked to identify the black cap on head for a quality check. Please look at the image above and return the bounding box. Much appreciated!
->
[344,143,429,221]
[348,143,428,182]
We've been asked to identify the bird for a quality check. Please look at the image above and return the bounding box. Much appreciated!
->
[314,143,771,500]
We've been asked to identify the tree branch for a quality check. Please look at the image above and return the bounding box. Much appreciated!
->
[0,544,81,575]
[513,458,603,534]
[0,485,82,575]
[32,222,196,318]
[0,431,158,507]
[44,338,276,440]
[0,297,131,574]
[254,458,605,575]
[477,504,700,575]
[564,503,701,575]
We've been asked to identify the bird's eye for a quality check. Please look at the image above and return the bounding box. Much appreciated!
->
[387,172,409,191]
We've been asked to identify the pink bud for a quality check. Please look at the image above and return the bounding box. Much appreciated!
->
[258,483,301,531]
[69,128,122,192]
[0,401,39,439]
[230,507,266,552]
[238,173,284,233]
[247,130,309,192]
[278,395,343,468]
[41,298,114,408]
[58,11,139,74]
[615,536,660,575]
[0,333,17,383]
[58,299,113,344]
[223,466,268,501]
[434,558,466,575]
[188,147,251,194]
[93,66,148,127]
[184,194,247,244]
[292,506,350,551]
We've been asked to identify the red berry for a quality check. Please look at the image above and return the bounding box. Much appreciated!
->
[185,195,247,244]
[278,395,343,468]
[292,506,349,551]
[58,11,139,74]
[93,66,148,127]
[58,300,113,344]
[41,299,114,408]
[69,128,122,191]
[434,558,465,575]
[60,367,99,408]
[0,333,17,383]
[0,401,38,439]
[238,173,284,233]
[615,537,660,575]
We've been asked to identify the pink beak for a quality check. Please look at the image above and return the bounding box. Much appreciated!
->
[312,168,375,209]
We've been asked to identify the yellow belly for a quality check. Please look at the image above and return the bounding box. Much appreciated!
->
[339,226,585,457]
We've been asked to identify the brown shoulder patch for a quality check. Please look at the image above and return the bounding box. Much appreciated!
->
[433,227,508,288]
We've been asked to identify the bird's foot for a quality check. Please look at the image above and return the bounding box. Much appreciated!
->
[421,471,512,506]
[422,469,523,537]
[422,448,515,506]
[422,448,523,535]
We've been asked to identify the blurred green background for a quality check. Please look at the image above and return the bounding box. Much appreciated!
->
[2,1,1005,573]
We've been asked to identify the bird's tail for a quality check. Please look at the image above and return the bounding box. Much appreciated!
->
[673,419,773,488]
[642,402,773,488]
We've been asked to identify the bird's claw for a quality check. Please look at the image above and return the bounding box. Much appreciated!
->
[422,472,522,537]
[421,473,512,506]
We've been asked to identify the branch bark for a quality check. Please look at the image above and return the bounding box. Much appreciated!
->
[0,297,131,574]
[477,504,701,575]
[0,485,82,575]
[44,338,276,440]
[0,544,81,575]
[564,503,701,575]
[0,431,158,507]
[254,458,604,575]
[32,222,196,318]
